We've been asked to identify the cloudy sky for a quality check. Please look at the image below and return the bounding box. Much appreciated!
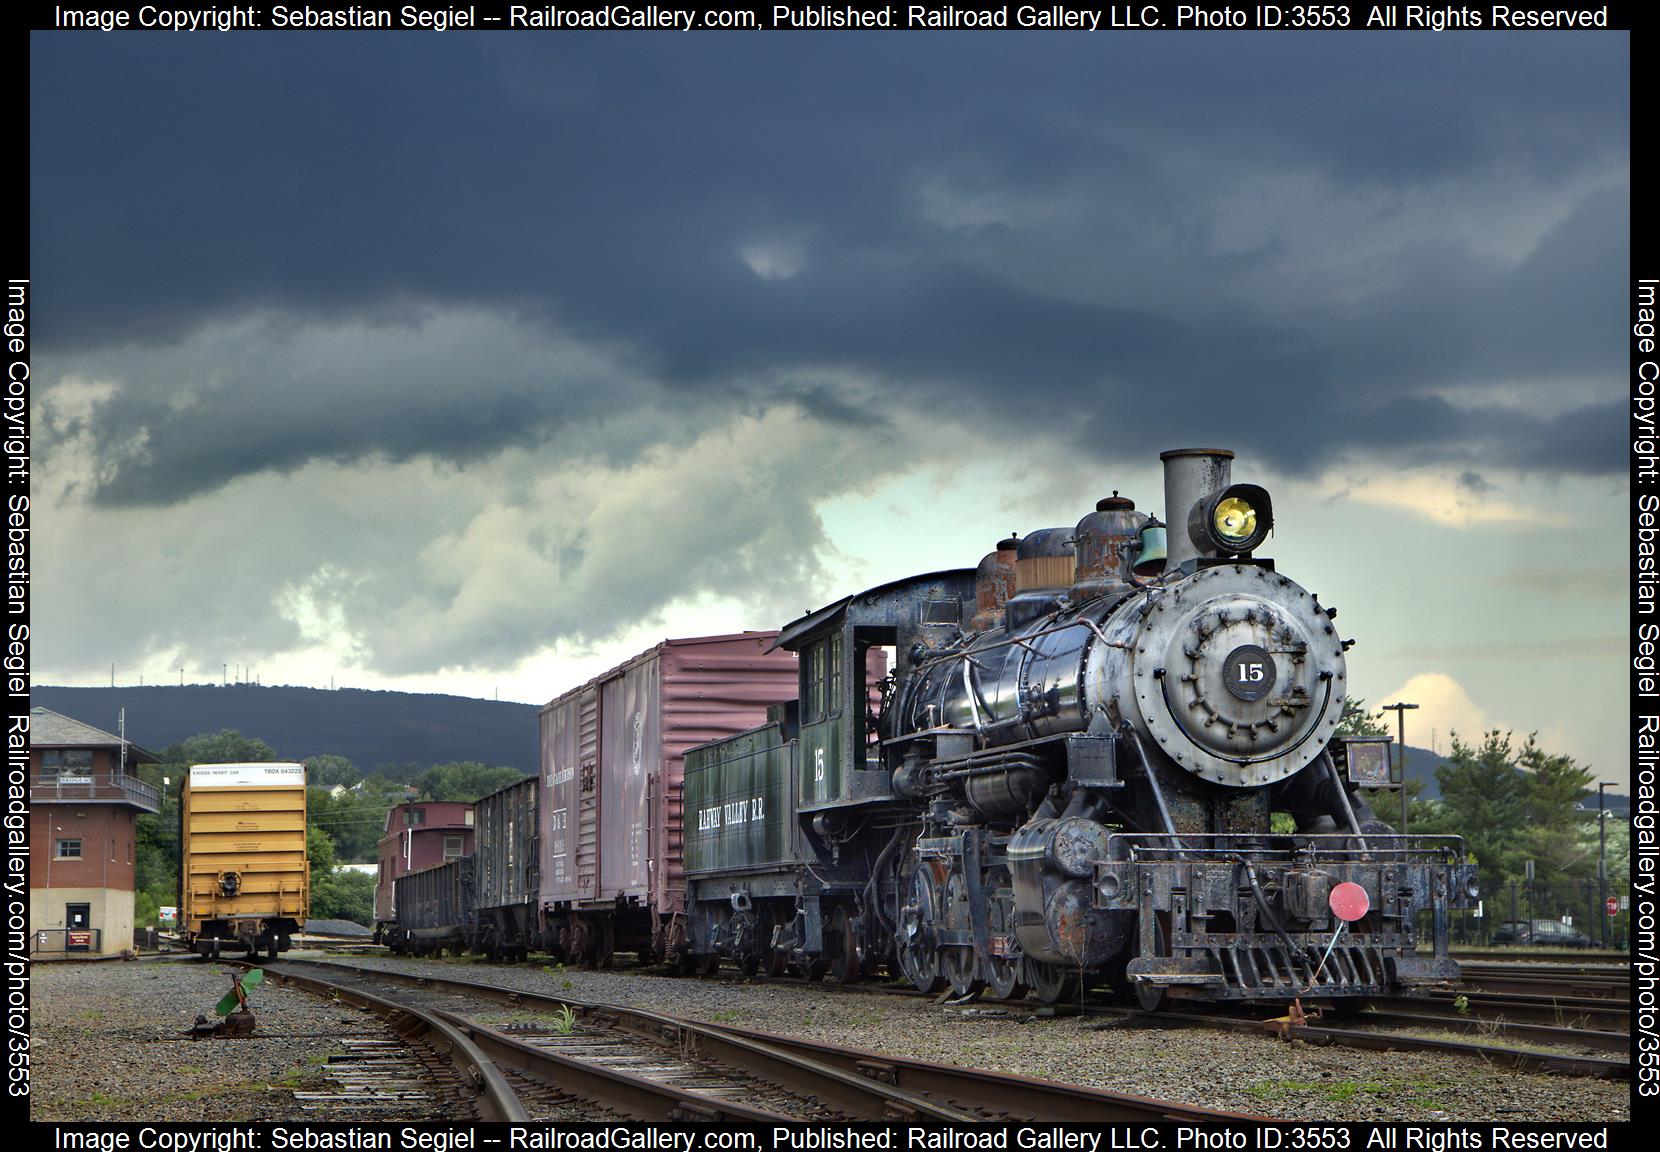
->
[31,32,1628,782]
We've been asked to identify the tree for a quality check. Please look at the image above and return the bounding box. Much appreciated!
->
[416,762,529,802]
[308,782,406,863]
[1518,737,1595,883]
[163,729,278,765]
[307,822,375,925]
[1419,730,1528,895]
[314,869,376,925]
[1336,696,1389,739]
[305,754,359,789]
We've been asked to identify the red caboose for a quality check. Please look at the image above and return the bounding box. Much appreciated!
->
[373,800,475,937]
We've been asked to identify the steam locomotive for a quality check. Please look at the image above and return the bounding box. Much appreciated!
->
[679,448,1474,1009]
[390,447,1474,1011]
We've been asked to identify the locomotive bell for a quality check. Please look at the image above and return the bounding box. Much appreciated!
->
[1132,518,1167,577]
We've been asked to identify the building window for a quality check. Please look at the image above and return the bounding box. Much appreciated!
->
[39,750,94,777]
[464,810,475,826]
[55,839,82,860]
[443,836,464,859]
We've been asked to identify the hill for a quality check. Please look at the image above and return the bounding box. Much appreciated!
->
[32,684,539,775]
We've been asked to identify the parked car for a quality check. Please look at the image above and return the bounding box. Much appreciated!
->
[1489,919,1593,948]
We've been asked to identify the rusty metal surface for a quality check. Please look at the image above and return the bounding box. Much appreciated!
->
[538,634,797,913]
[538,694,582,902]
[473,777,538,912]
[374,801,475,923]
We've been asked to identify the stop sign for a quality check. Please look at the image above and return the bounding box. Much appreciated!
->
[1606,897,1619,916]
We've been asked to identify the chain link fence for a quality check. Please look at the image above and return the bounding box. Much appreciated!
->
[1438,877,1627,950]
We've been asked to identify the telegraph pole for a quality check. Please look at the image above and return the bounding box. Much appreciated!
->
[1382,702,1419,838]
[1598,781,1611,948]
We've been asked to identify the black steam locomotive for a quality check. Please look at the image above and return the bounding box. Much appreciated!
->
[680,448,1475,1009]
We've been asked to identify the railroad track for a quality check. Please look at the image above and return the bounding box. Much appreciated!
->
[1449,949,1629,966]
[247,957,1269,1122]
[661,958,1631,1076]
[1453,963,1629,1000]
[235,962,526,1121]
[290,952,1630,1087]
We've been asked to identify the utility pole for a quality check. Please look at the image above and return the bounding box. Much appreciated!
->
[1381,702,1419,839]
[1598,781,1612,948]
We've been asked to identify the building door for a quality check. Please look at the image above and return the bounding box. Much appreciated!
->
[65,904,91,952]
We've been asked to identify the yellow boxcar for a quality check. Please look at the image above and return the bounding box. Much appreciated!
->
[180,762,309,959]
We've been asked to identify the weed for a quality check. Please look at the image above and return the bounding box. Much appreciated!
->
[1452,994,1471,1016]
[550,1006,578,1035]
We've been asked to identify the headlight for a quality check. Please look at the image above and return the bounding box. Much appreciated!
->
[1213,496,1258,545]
[1194,483,1273,554]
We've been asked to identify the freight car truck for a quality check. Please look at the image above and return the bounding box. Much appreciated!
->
[180,762,309,959]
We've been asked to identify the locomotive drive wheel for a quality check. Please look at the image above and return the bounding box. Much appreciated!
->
[1025,959,1078,1005]
[985,902,1024,1001]
[898,863,946,995]
[942,874,984,998]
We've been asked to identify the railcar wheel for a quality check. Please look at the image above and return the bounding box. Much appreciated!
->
[803,957,828,982]
[766,949,789,978]
[697,952,721,978]
[1134,980,1168,1012]
[265,939,279,961]
[898,864,946,994]
[1025,960,1078,1005]
[829,907,861,984]
[593,918,615,969]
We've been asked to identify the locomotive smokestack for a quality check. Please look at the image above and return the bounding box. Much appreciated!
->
[1159,448,1234,575]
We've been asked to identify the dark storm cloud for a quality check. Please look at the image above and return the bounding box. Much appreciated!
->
[32,34,1628,507]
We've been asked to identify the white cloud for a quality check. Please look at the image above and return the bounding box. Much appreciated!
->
[738,238,806,280]
[1374,672,1491,749]
[1326,470,1562,528]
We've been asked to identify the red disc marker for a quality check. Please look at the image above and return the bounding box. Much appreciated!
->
[1329,882,1370,922]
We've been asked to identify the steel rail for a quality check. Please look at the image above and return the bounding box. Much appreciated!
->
[1414,990,1629,1032]
[229,960,527,1121]
[262,956,1263,1121]
[1115,1005,1629,1080]
[254,957,976,1121]
[688,1022,1274,1122]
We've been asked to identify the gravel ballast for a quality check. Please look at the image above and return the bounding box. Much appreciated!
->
[30,958,409,1122]
[336,952,1628,1124]
[30,951,1630,1123]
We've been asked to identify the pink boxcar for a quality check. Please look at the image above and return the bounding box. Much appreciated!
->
[538,632,798,963]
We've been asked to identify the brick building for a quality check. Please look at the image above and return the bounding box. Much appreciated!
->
[29,707,162,957]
